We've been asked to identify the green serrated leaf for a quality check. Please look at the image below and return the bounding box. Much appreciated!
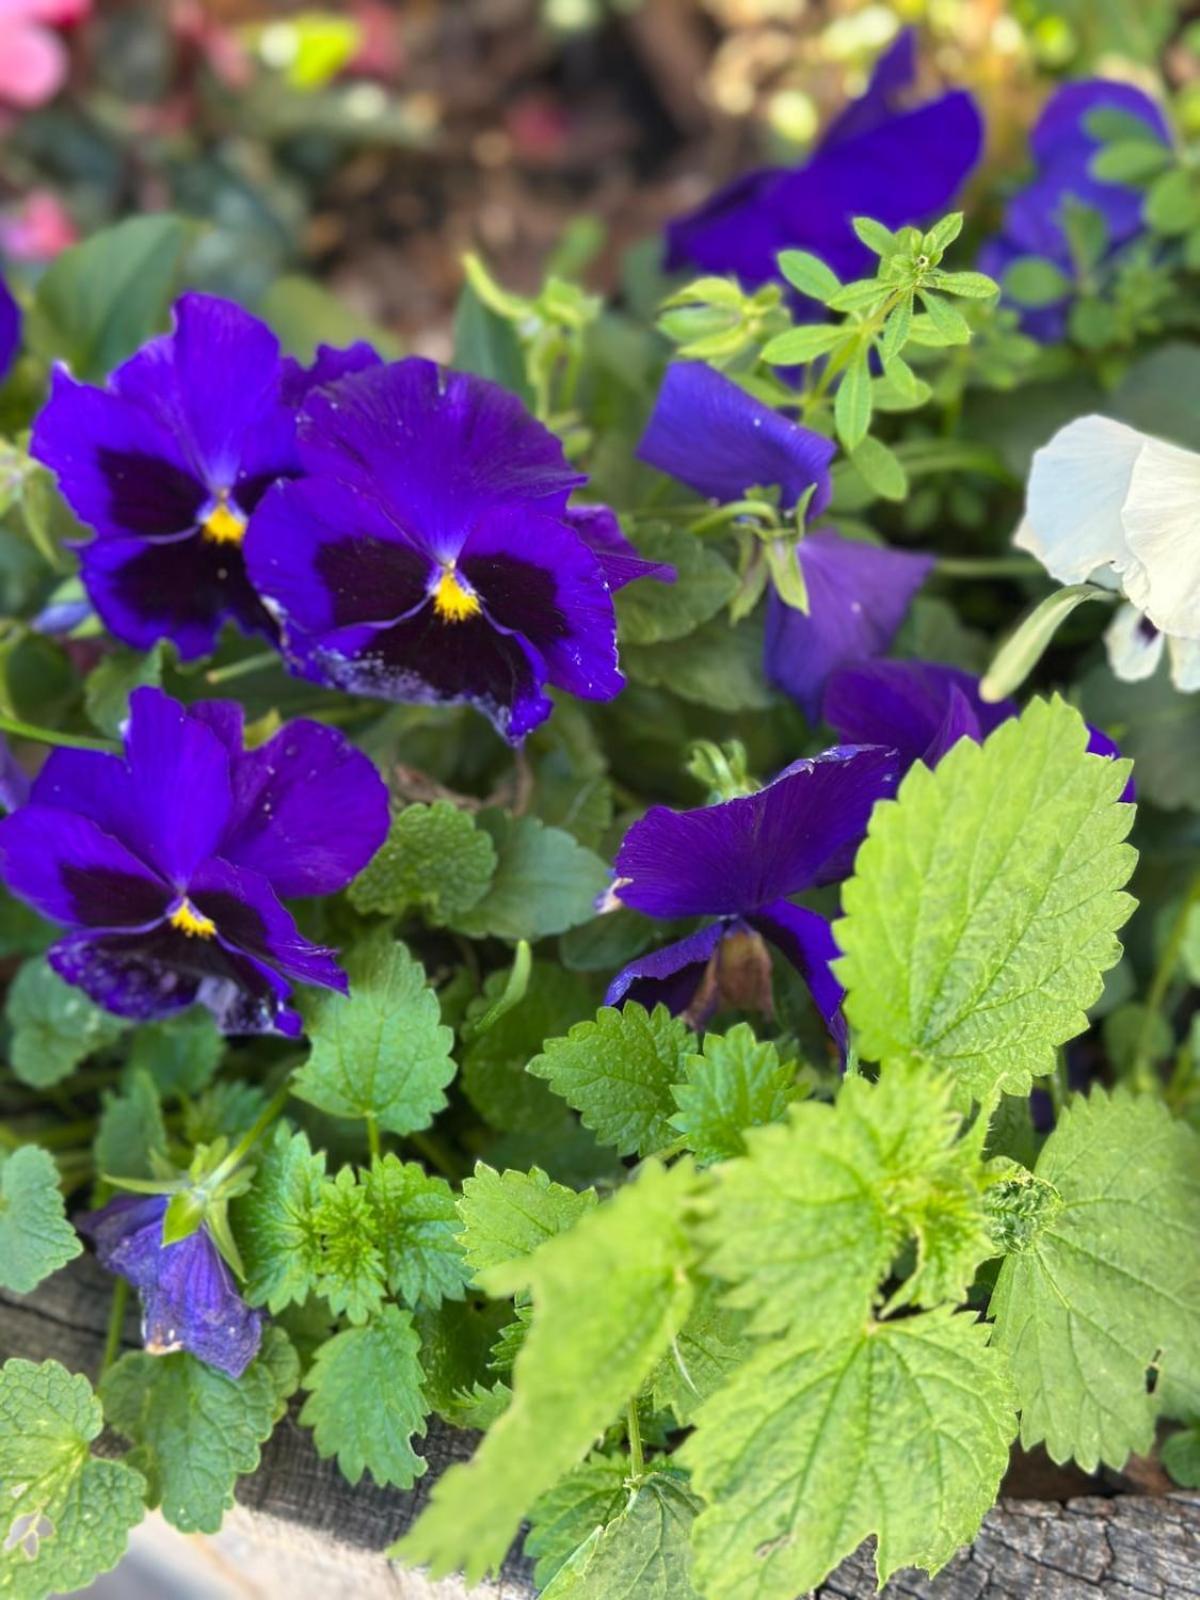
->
[311,1165,386,1324]
[991,1090,1200,1471]
[0,1359,145,1599]
[7,956,127,1088]
[682,1308,1015,1599]
[294,934,456,1135]
[95,1068,167,1182]
[0,1146,81,1294]
[836,698,1136,1100]
[299,1304,428,1488]
[541,1472,703,1599]
[457,1162,597,1280]
[526,1453,630,1587]
[528,1003,692,1158]
[650,1281,752,1425]
[100,1331,296,1535]
[615,525,737,645]
[234,1125,327,1314]
[363,1154,468,1308]
[623,615,774,712]
[461,962,597,1135]
[702,1061,991,1339]
[670,1024,798,1163]
[453,812,610,942]
[348,802,497,922]
[393,1160,696,1582]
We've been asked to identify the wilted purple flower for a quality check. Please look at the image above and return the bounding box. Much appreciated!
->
[605,745,898,1048]
[0,686,388,1035]
[79,1194,261,1378]
[824,657,1134,797]
[30,292,378,660]
[979,81,1169,341]
[637,361,932,717]
[245,358,669,743]
[666,30,983,295]
[0,274,19,382]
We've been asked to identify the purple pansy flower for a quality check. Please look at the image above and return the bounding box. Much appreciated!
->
[30,292,378,660]
[824,657,1134,798]
[666,29,983,296]
[79,1194,261,1378]
[0,273,20,382]
[245,358,670,744]
[605,744,898,1049]
[637,361,932,718]
[0,686,389,1036]
[979,81,1169,341]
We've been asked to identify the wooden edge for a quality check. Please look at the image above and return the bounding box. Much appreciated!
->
[3,1257,1199,1599]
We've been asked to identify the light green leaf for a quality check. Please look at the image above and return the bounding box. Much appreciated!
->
[261,274,401,360]
[760,325,843,366]
[348,802,497,922]
[834,351,872,449]
[453,812,610,942]
[669,1024,798,1163]
[0,1146,81,1294]
[1162,1427,1200,1488]
[311,1166,386,1324]
[931,270,1000,300]
[1002,256,1073,308]
[299,1305,428,1488]
[84,645,165,739]
[100,1331,297,1535]
[682,1309,1016,1600]
[362,1154,468,1308]
[615,525,737,645]
[0,1359,145,1599]
[27,215,191,381]
[457,1163,596,1280]
[623,614,773,712]
[650,1281,752,1425]
[126,1009,224,1097]
[541,1472,703,1599]
[528,1003,692,1158]
[702,1061,991,1340]
[991,1090,1200,1471]
[918,291,972,344]
[460,963,597,1135]
[294,935,456,1135]
[7,957,127,1088]
[836,697,1136,1100]
[852,216,899,257]
[848,435,907,501]
[234,1124,326,1313]
[776,250,841,303]
[95,1068,167,1181]
[392,1160,696,1582]
[526,1453,630,1587]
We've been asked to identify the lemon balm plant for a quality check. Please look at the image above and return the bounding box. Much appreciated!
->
[1,28,1200,1600]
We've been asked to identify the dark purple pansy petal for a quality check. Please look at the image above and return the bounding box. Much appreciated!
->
[0,274,20,382]
[1085,723,1136,803]
[665,167,791,286]
[0,804,167,929]
[297,358,584,562]
[121,688,232,885]
[463,506,622,703]
[614,744,898,920]
[823,659,1012,769]
[1030,80,1168,168]
[564,504,676,592]
[78,1194,171,1290]
[638,362,835,515]
[50,929,202,1023]
[280,340,383,407]
[748,898,848,1056]
[220,720,389,898]
[189,857,346,994]
[605,920,728,1014]
[764,532,934,720]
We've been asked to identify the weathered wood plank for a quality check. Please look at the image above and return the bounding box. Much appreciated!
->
[3,1258,1198,1600]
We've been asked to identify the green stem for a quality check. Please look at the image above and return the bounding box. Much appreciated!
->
[100,1278,129,1378]
[213,1080,293,1179]
[1132,872,1200,1092]
[935,555,1041,579]
[0,713,115,752]
[405,1128,461,1180]
[365,1115,382,1162]
[689,499,778,536]
[626,1401,645,1479]
[204,651,280,686]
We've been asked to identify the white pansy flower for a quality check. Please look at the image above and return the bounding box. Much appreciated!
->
[1016,415,1200,691]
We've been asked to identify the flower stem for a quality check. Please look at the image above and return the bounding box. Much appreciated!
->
[100,1277,129,1377]
[626,1401,645,1479]
[215,1080,293,1178]
[935,555,1041,579]
[0,713,115,752]
[1132,873,1200,1092]
[365,1115,382,1162]
[204,651,281,686]
[405,1128,461,1180]
[689,499,778,536]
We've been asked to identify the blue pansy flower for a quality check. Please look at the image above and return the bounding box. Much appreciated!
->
[0,687,389,1036]
[79,1194,262,1378]
[637,360,933,718]
[0,273,20,382]
[244,357,671,744]
[666,29,983,295]
[824,656,1134,798]
[30,292,378,660]
[979,80,1169,341]
[605,744,898,1049]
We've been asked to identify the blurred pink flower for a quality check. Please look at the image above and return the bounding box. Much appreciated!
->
[0,0,90,109]
[0,190,78,260]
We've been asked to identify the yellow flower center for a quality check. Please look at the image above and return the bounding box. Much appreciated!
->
[432,564,481,623]
[169,898,216,939]
[202,493,247,545]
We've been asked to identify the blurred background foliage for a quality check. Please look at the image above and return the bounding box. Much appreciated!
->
[2,0,1197,355]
